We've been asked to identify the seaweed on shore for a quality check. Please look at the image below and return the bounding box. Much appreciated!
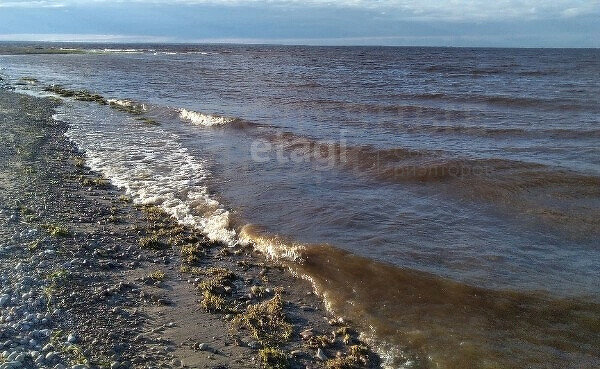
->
[148,269,166,283]
[79,174,110,188]
[73,155,86,168]
[17,77,38,85]
[324,345,370,369]
[44,223,71,237]
[233,292,293,346]
[259,347,290,369]
[139,234,168,250]
[183,266,236,313]
[138,205,209,256]
[137,117,158,125]
[43,85,107,105]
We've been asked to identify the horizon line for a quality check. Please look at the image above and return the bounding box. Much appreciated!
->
[0,40,598,50]
[0,33,598,49]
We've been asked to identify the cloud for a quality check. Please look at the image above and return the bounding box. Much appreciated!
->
[1,0,599,21]
[0,1,65,7]
[0,33,174,42]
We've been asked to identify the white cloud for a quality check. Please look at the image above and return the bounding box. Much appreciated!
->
[0,33,175,42]
[0,1,65,7]
[1,0,599,20]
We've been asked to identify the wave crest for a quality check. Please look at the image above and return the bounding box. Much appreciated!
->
[179,109,234,127]
[239,225,305,261]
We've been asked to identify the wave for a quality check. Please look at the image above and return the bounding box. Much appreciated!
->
[56,101,237,246]
[254,130,600,234]
[516,69,558,76]
[400,123,527,137]
[40,84,599,233]
[335,102,472,120]
[424,64,558,77]
[107,98,147,112]
[97,48,144,53]
[398,124,600,139]
[239,225,304,261]
[383,91,594,112]
[179,109,235,127]
[240,226,600,369]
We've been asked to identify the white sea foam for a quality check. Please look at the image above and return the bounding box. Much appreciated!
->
[107,98,147,111]
[179,109,233,127]
[102,48,143,53]
[53,96,403,369]
[239,225,304,262]
[56,101,236,246]
[14,86,60,99]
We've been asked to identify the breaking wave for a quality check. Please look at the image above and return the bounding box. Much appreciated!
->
[107,98,147,111]
[179,109,234,127]
[239,226,600,369]
[56,101,236,246]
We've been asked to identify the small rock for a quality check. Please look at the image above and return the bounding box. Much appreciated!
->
[45,351,58,361]
[247,341,261,349]
[316,348,327,361]
[1,361,22,369]
[300,329,313,339]
[196,343,209,351]
[6,352,18,361]
[0,295,10,307]
[67,334,78,343]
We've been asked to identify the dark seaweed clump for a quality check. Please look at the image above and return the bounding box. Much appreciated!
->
[44,85,107,104]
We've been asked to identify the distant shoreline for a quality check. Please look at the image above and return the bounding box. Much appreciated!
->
[1,40,598,51]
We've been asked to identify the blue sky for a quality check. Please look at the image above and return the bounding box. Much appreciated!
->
[0,0,599,47]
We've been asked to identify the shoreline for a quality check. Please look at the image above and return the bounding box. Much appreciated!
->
[2,73,599,369]
[0,89,381,368]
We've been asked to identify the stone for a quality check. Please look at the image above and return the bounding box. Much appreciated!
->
[0,295,10,307]
[247,340,261,349]
[196,343,209,351]
[316,348,327,361]
[7,352,18,361]
[300,329,313,339]
[45,351,58,361]
[1,361,22,369]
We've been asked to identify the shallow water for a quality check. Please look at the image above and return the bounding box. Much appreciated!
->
[2,43,599,368]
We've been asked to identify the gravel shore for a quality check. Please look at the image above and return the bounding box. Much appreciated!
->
[0,89,380,369]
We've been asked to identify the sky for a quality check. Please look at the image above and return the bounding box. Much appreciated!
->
[0,0,599,47]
